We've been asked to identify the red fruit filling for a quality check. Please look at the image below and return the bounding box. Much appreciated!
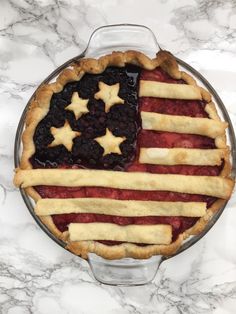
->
[139,67,208,118]
[139,98,208,118]
[140,67,184,83]
[52,213,199,242]
[138,130,215,149]
[33,66,221,245]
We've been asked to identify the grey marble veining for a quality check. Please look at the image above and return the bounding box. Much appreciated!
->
[1,0,236,313]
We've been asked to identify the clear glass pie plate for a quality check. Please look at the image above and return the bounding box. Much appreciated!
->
[14,24,236,286]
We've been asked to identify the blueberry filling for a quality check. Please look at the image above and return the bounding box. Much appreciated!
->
[31,65,141,170]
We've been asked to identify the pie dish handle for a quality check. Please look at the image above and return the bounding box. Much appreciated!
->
[84,23,162,58]
[88,253,165,286]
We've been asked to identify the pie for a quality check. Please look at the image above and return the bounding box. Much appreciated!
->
[14,50,235,260]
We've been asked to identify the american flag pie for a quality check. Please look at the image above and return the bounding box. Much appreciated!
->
[14,51,235,259]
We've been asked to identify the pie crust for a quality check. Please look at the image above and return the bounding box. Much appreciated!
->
[14,169,233,199]
[35,198,207,217]
[141,112,227,138]
[139,80,202,99]
[69,223,172,245]
[94,82,124,112]
[139,148,229,166]
[14,50,235,260]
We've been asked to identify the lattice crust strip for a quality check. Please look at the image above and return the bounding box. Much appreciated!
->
[139,80,202,99]
[35,198,207,217]
[69,223,172,245]
[14,169,234,199]
[139,148,229,166]
[141,112,227,139]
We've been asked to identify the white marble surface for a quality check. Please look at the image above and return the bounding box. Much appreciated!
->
[1,0,236,313]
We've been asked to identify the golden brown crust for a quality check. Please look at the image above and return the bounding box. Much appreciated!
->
[139,81,202,100]
[35,198,207,217]
[69,223,172,245]
[40,215,68,241]
[66,235,184,260]
[48,120,81,151]
[139,148,229,166]
[183,199,227,237]
[94,128,125,156]
[94,82,124,112]
[141,112,228,138]
[14,169,234,199]
[14,50,235,260]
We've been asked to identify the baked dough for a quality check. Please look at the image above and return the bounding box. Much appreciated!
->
[94,128,125,156]
[139,80,202,99]
[65,92,89,120]
[139,148,229,166]
[35,198,207,217]
[14,169,234,199]
[94,82,124,112]
[48,120,81,151]
[69,223,172,245]
[141,112,228,138]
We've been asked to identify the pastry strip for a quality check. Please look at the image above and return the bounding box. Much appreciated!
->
[14,169,234,199]
[139,148,228,166]
[139,80,202,99]
[35,198,207,217]
[141,112,227,138]
[69,223,172,245]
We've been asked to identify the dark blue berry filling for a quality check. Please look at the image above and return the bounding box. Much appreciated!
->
[31,65,141,170]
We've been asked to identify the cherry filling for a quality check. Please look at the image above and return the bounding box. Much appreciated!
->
[139,67,209,118]
[138,130,215,149]
[35,185,217,242]
[32,66,221,245]
[52,213,199,242]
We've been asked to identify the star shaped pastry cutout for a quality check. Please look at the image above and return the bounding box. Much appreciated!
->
[95,82,124,112]
[65,92,89,120]
[95,128,126,156]
[48,120,81,151]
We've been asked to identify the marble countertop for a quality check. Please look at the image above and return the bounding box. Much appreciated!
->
[1,0,236,313]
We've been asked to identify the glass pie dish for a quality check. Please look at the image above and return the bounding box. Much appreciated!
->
[14,24,236,286]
